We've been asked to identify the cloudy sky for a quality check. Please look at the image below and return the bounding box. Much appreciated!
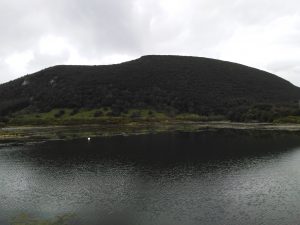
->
[1,0,300,85]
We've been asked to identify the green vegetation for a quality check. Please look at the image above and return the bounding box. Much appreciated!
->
[4,105,300,126]
[274,116,300,124]
[6,108,227,126]
[175,113,226,121]
[1,55,300,124]
[11,213,73,225]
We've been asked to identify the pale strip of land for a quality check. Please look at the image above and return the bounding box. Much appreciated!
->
[1,121,300,144]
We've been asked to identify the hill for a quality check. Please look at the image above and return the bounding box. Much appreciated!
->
[1,55,300,123]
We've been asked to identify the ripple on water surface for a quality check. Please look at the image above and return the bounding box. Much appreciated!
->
[1,131,300,225]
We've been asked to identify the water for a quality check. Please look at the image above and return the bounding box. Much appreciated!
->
[1,130,300,225]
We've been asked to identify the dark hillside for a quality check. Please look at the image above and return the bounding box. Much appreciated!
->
[1,55,300,121]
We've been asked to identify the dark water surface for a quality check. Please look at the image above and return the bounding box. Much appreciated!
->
[1,130,300,225]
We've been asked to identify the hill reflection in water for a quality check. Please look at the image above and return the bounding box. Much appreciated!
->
[1,130,300,225]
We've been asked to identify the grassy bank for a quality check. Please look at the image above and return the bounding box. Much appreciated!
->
[1,108,300,143]
[2,121,300,144]
[274,116,300,124]
[5,108,226,126]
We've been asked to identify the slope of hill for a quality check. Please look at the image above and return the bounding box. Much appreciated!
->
[1,55,300,123]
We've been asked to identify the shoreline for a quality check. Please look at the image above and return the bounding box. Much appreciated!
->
[1,121,300,144]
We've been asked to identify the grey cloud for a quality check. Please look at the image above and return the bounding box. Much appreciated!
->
[0,0,299,86]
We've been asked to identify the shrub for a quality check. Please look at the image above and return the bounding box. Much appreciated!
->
[130,111,141,119]
[94,111,103,117]
[70,108,79,116]
[54,109,65,118]
[148,110,154,117]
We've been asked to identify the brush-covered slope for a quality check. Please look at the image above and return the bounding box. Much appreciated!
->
[0,55,300,121]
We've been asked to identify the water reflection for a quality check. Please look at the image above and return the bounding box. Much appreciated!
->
[1,130,300,224]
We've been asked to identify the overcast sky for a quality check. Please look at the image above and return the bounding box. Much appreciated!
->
[0,0,300,86]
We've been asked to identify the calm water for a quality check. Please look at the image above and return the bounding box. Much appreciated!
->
[1,130,300,225]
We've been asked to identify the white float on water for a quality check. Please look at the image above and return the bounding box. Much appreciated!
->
[88,137,91,141]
